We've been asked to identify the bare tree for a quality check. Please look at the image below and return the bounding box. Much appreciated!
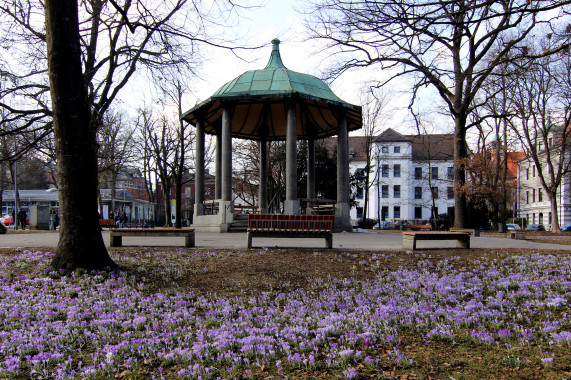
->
[97,110,137,213]
[161,81,196,228]
[5,0,248,270]
[509,42,571,232]
[360,87,389,221]
[307,0,571,228]
[45,0,115,271]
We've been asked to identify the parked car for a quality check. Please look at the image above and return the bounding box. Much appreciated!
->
[357,218,378,229]
[1,214,11,225]
[560,223,571,231]
[373,221,394,230]
[506,223,522,230]
[525,224,545,231]
[2,214,30,226]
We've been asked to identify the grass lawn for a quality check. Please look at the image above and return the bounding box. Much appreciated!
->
[0,247,570,379]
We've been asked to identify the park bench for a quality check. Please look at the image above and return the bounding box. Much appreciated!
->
[234,205,259,214]
[99,219,116,228]
[247,214,334,249]
[109,228,195,248]
[405,224,432,231]
[509,229,526,240]
[449,228,480,237]
[402,231,470,250]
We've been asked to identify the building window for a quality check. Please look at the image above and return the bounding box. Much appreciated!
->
[414,167,422,179]
[538,188,542,202]
[381,146,389,153]
[539,212,543,224]
[394,146,400,153]
[349,148,355,158]
[447,187,455,199]
[356,186,364,199]
[356,207,363,219]
[526,191,529,204]
[394,164,401,177]
[394,185,401,198]
[394,206,401,219]
[447,166,454,180]
[431,187,439,199]
[414,207,422,219]
[382,164,389,178]
[533,165,536,177]
[431,167,438,180]
[532,188,535,202]
[382,206,389,221]
[414,187,422,199]
[382,185,389,198]
[526,168,529,180]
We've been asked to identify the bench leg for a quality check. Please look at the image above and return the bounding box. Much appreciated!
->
[325,233,333,249]
[185,231,195,248]
[110,234,122,247]
[247,232,253,249]
[402,235,416,250]
[456,237,470,249]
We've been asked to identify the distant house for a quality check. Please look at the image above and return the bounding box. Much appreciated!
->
[1,189,154,227]
[517,124,571,228]
[99,188,155,224]
[368,128,456,223]
[1,189,59,216]
[322,129,456,224]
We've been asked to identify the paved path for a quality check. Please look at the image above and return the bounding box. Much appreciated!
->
[1,230,570,251]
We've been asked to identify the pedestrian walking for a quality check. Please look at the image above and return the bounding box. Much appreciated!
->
[119,211,128,227]
[51,209,59,230]
[17,208,26,230]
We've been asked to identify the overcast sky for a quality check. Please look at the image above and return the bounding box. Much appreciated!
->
[179,0,414,134]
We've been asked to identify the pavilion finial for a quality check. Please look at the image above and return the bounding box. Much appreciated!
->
[265,39,286,69]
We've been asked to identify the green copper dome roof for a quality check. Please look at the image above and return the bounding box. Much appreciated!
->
[211,39,346,103]
[182,39,362,141]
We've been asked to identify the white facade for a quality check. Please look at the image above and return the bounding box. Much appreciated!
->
[517,156,571,228]
[350,129,456,224]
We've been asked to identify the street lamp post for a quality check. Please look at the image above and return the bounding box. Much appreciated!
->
[13,162,18,231]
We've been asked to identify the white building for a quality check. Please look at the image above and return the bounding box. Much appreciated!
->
[350,128,456,224]
[516,134,571,228]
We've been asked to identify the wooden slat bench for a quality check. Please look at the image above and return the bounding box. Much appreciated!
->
[405,224,432,231]
[402,231,470,250]
[450,228,480,237]
[109,228,195,247]
[99,219,116,228]
[247,214,334,249]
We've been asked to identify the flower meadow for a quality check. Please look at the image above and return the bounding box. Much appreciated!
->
[0,249,570,379]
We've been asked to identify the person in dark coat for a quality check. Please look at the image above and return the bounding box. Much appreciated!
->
[17,208,26,230]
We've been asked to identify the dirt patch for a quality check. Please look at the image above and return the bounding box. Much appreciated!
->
[109,247,571,296]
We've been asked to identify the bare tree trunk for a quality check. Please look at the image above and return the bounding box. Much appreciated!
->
[45,0,115,271]
[174,180,182,228]
[549,191,561,233]
[453,117,468,228]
